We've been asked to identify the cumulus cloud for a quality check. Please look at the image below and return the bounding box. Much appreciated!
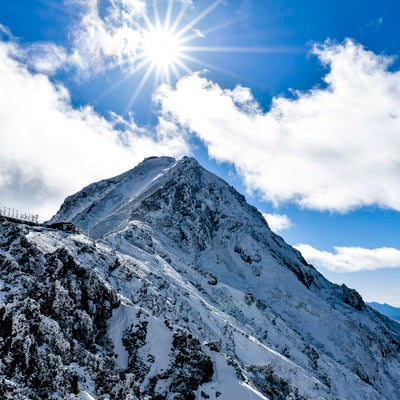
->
[157,39,400,212]
[0,39,188,220]
[21,43,69,74]
[2,1,149,75]
[296,244,400,272]
[262,213,293,232]
[67,0,146,72]
[191,28,205,38]
[0,24,68,75]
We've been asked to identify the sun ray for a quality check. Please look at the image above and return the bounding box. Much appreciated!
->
[140,9,155,32]
[177,0,223,38]
[152,0,161,29]
[182,45,305,54]
[156,63,172,86]
[179,19,238,44]
[94,73,134,104]
[152,64,163,89]
[92,57,153,105]
[164,65,172,86]
[169,62,181,80]
[175,58,191,74]
[179,30,205,44]
[124,63,156,114]
[170,1,190,33]
[165,0,174,30]
[179,53,238,77]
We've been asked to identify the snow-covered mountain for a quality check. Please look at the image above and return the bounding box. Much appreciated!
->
[1,156,400,399]
[368,302,400,322]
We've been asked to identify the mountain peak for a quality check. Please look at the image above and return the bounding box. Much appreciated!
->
[50,156,322,292]
[50,155,225,235]
[140,155,177,166]
[136,155,199,171]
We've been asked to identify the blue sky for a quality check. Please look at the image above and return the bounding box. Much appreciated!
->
[1,0,400,306]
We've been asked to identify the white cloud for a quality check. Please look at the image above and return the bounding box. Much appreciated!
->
[157,39,400,212]
[191,28,205,38]
[2,1,148,75]
[262,213,292,232]
[67,0,146,72]
[295,244,400,272]
[0,23,68,75]
[22,43,69,74]
[0,39,188,220]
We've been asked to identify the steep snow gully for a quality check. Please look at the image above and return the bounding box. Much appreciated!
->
[1,156,400,399]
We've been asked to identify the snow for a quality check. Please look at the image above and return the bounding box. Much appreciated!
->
[50,156,178,239]
[368,301,400,321]
[108,302,173,374]
[139,317,173,385]
[68,363,97,397]
[197,353,269,400]
[108,303,137,369]
[27,228,65,253]
[77,391,97,400]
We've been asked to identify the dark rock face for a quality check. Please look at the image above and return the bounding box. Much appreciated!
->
[0,221,120,399]
[339,284,366,311]
[169,330,214,399]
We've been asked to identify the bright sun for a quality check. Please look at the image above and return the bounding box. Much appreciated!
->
[131,0,226,89]
[142,29,181,67]
[108,0,280,112]
[121,0,249,110]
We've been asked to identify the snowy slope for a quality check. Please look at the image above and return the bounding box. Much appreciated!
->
[368,302,400,322]
[48,156,178,237]
[1,156,400,399]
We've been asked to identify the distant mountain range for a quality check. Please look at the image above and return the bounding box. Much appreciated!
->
[1,156,400,399]
[368,302,400,322]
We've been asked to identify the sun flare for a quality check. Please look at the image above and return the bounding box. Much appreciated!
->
[142,29,181,67]
[118,0,278,112]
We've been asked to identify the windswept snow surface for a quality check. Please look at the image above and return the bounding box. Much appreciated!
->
[48,156,178,238]
[1,157,400,399]
[109,303,136,369]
